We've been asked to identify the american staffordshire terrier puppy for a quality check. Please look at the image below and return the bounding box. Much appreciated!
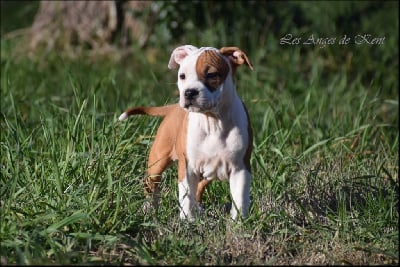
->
[119,45,253,220]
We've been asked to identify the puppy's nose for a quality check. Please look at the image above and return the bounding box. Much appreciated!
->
[184,89,199,100]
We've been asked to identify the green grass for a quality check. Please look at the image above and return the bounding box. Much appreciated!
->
[1,3,399,265]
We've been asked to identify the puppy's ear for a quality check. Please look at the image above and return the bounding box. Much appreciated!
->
[168,45,198,69]
[220,47,254,71]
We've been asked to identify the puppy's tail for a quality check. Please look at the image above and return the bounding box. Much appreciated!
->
[118,104,177,121]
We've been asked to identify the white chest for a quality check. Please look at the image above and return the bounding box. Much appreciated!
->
[186,111,248,180]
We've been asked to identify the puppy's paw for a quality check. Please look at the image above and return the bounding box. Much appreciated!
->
[198,204,205,216]
[142,201,152,214]
[142,197,157,215]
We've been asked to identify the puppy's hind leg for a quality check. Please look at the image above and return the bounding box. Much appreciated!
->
[143,140,173,213]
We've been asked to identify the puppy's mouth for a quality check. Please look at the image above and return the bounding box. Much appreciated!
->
[182,100,216,113]
[180,89,218,113]
[183,101,202,112]
[183,99,194,109]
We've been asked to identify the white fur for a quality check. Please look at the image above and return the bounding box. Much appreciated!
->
[118,112,128,121]
[229,169,251,219]
[178,175,200,221]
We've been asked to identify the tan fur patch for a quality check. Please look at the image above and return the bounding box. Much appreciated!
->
[196,50,230,91]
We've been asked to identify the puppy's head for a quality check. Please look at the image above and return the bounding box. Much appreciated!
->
[168,45,253,113]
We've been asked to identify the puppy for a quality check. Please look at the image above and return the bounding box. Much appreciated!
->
[119,45,253,220]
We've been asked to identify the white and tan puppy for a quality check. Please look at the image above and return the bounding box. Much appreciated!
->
[119,45,253,220]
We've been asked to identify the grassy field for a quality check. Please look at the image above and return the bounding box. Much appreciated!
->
[1,2,399,265]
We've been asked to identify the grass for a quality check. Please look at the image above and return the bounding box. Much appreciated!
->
[1,2,399,265]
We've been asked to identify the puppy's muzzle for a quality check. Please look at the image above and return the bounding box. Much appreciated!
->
[184,89,199,100]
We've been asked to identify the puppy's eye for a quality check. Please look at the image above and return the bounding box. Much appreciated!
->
[179,73,186,80]
[206,72,219,79]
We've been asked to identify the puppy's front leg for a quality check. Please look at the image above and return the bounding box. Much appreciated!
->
[229,169,251,220]
[178,170,200,221]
